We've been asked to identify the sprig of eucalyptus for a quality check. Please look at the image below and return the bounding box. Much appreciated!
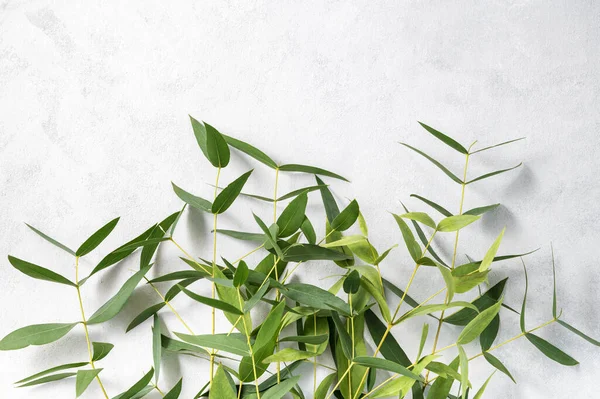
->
[2,118,599,399]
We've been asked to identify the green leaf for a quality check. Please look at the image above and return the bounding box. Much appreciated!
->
[205,122,230,168]
[478,228,505,272]
[179,286,243,315]
[216,229,264,242]
[253,213,283,259]
[279,334,328,345]
[25,223,75,255]
[174,333,250,356]
[457,345,469,399]
[358,211,369,236]
[7,255,76,287]
[87,224,156,281]
[126,303,165,333]
[0,322,78,351]
[301,217,316,244]
[323,235,366,248]
[315,372,336,399]
[212,170,253,214]
[189,115,210,160]
[263,348,316,363]
[114,368,154,399]
[374,245,397,265]
[473,371,496,399]
[392,214,421,261]
[520,260,528,332]
[277,185,327,201]
[113,237,171,253]
[262,376,301,399]
[482,352,515,383]
[437,264,455,302]
[398,212,436,229]
[15,362,88,384]
[161,334,208,356]
[316,176,340,222]
[410,194,452,217]
[148,270,207,283]
[443,278,507,326]
[425,362,462,380]
[437,215,480,232]
[277,191,308,237]
[382,278,421,309]
[525,333,578,365]
[76,368,102,397]
[279,164,348,181]
[370,354,436,398]
[399,143,463,184]
[330,311,353,359]
[233,260,249,288]
[76,217,120,257]
[17,372,76,387]
[283,244,352,262]
[557,320,600,346]
[343,270,361,294]
[243,281,271,312]
[427,357,459,399]
[283,283,351,315]
[466,163,522,184]
[403,203,448,267]
[418,121,468,154]
[114,385,154,399]
[396,302,478,324]
[140,211,181,269]
[480,314,500,351]
[331,199,359,231]
[418,323,429,360]
[353,356,423,381]
[364,309,411,367]
[171,182,212,212]
[210,365,237,399]
[463,203,500,216]
[163,378,183,399]
[222,133,277,168]
[87,265,151,325]
[92,342,114,361]
[152,315,161,382]
[360,278,391,323]
[457,298,503,345]
[470,137,525,154]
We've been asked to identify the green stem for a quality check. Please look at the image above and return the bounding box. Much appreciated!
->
[238,289,261,399]
[75,257,109,399]
[210,167,221,385]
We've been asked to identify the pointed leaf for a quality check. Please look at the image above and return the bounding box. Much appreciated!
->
[277,191,308,237]
[222,133,277,168]
[463,203,500,216]
[316,175,340,222]
[92,342,114,361]
[76,217,120,257]
[458,345,469,399]
[410,194,452,217]
[331,200,359,231]
[212,170,253,214]
[263,348,316,363]
[365,309,411,366]
[8,255,76,287]
[457,298,502,345]
[76,369,102,397]
[189,115,209,159]
[396,302,479,324]
[466,163,522,184]
[398,212,436,229]
[87,265,151,325]
[171,183,212,212]
[0,322,78,351]
[418,121,468,154]
[115,368,154,399]
[557,320,600,346]
[473,371,496,399]
[233,260,249,288]
[179,286,243,315]
[443,278,507,326]
[478,228,505,272]
[25,224,75,255]
[520,260,528,332]
[174,333,250,356]
[437,215,480,232]
[343,270,361,294]
[283,244,352,262]
[392,214,421,261]
[215,229,264,242]
[323,235,366,248]
[400,143,463,184]
[470,137,525,154]
[301,217,316,244]
[17,372,76,387]
[315,372,336,399]
[353,356,423,381]
[483,352,515,383]
[15,362,88,384]
[205,122,230,168]
[283,283,351,315]
[330,312,353,360]
[525,333,578,365]
[480,314,500,351]
[262,376,301,399]
[126,303,165,333]
[279,164,348,181]
[152,315,161,382]
[279,334,328,345]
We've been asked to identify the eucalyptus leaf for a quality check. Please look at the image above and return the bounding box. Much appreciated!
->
[172,182,212,212]
[478,228,505,272]
[525,333,578,366]
[163,378,183,399]
[0,322,79,351]
[463,203,500,216]
[457,298,503,345]
[212,170,253,214]
[222,133,277,168]
[180,286,244,315]
[76,217,120,257]
[25,223,75,255]
[174,333,250,356]
[399,143,463,184]
[483,352,515,383]
[114,368,154,399]
[437,215,480,232]
[279,164,348,182]
[466,163,523,185]
[75,368,102,397]
[205,122,230,168]
[7,255,76,287]
[418,121,468,154]
[15,362,89,384]
[277,191,308,237]
[331,199,359,231]
[92,342,114,361]
[410,194,453,217]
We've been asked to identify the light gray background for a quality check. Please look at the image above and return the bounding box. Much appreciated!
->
[1,1,599,398]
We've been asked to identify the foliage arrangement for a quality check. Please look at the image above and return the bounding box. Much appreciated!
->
[2,117,599,399]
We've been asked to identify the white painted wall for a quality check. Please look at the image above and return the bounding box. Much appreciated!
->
[1,1,599,398]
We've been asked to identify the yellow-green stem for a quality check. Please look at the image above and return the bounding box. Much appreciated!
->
[75,257,109,399]
[238,289,261,399]
[210,167,221,385]
[144,276,194,334]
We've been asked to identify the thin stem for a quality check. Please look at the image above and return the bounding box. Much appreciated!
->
[233,244,265,264]
[238,289,261,399]
[170,238,212,275]
[75,257,109,399]
[210,166,222,385]
[325,364,353,399]
[426,152,470,384]
[144,276,194,334]
[313,313,318,395]
[153,383,165,397]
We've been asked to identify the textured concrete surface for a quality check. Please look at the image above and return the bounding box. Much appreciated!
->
[1,1,599,398]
